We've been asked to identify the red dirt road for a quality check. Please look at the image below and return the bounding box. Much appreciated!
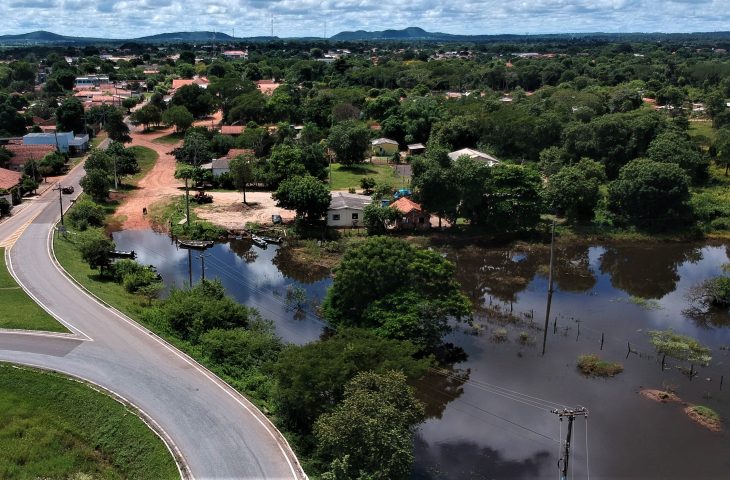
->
[115,126,183,230]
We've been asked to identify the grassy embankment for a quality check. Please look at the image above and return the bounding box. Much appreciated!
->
[0,248,67,332]
[125,146,159,186]
[327,162,402,191]
[0,363,178,480]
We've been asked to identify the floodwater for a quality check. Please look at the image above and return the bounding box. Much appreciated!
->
[113,231,730,479]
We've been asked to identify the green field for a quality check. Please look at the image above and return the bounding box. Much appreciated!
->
[327,163,402,190]
[689,121,717,150]
[0,363,178,480]
[151,132,184,145]
[0,248,67,332]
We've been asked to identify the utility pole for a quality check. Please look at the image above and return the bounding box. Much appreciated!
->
[542,218,556,355]
[53,185,65,226]
[184,176,191,229]
[553,406,588,480]
[187,249,193,287]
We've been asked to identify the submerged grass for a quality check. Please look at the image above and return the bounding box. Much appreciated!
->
[577,354,624,377]
[0,248,67,332]
[0,363,178,480]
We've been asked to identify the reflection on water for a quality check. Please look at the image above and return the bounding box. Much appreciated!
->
[113,231,730,479]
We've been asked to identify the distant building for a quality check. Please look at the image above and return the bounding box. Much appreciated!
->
[407,143,426,155]
[222,50,248,60]
[3,143,56,171]
[448,148,500,167]
[74,75,110,89]
[23,132,88,154]
[171,77,210,91]
[220,125,245,136]
[327,192,371,227]
[202,148,254,177]
[371,138,399,156]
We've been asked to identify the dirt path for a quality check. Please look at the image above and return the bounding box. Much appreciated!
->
[115,126,183,230]
[195,191,296,230]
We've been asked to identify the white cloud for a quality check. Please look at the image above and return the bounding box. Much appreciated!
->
[0,0,727,38]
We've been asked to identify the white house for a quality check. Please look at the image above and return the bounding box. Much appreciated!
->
[448,148,501,167]
[327,192,371,227]
[371,138,399,156]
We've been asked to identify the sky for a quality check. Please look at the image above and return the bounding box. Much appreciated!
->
[2,0,729,39]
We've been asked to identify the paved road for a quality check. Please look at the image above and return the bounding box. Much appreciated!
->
[0,163,304,479]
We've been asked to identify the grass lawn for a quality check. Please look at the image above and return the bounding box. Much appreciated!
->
[0,363,178,480]
[90,131,108,149]
[53,233,150,321]
[689,120,717,150]
[152,132,184,145]
[127,146,159,186]
[327,162,402,191]
[0,248,67,332]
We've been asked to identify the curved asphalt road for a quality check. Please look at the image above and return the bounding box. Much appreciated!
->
[0,164,305,480]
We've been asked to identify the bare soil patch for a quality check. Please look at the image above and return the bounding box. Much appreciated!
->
[639,389,681,403]
[684,406,722,432]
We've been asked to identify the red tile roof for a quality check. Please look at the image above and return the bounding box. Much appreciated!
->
[256,80,281,95]
[172,77,210,90]
[0,167,21,190]
[4,144,56,167]
[225,148,254,160]
[220,125,244,135]
[390,197,423,214]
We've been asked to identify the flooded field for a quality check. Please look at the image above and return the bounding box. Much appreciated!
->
[113,231,730,479]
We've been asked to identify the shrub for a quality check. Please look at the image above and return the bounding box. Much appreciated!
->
[122,269,160,293]
[577,354,624,377]
[648,330,712,364]
[67,200,106,230]
[0,198,10,216]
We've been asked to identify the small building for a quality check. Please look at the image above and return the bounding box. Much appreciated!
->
[327,192,371,227]
[3,143,56,171]
[220,125,245,136]
[23,132,87,154]
[222,50,248,60]
[256,80,281,95]
[448,148,501,167]
[171,77,210,91]
[0,167,22,204]
[204,149,254,177]
[371,138,399,156]
[74,75,110,89]
[407,143,426,155]
[390,197,431,230]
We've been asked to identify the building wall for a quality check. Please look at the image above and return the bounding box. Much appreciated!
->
[327,208,363,227]
[212,167,229,178]
[371,143,398,156]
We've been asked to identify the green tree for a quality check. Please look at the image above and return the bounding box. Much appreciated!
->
[327,121,370,166]
[314,371,425,480]
[80,169,111,202]
[411,149,459,226]
[715,127,730,176]
[172,130,212,166]
[132,104,162,131]
[273,175,331,222]
[105,108,131,143]
[229,153,256,204]
[162,105,194,133]
[322,237,470,347]
[171,84,216,118]
[274,328,430,432]
[56,98,85,133]
[77,229,115,275]
[362,203,398,234]
[608,158,691,229]
[67,199,106,230]
[646,130,709,184]
[544,159,605,222]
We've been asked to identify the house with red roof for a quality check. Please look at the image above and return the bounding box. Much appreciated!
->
[220,125,245,136]
[256,80,281,95]
[390,197,431,231]
[3,144,56,171]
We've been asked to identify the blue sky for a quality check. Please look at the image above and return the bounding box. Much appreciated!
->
[2,0,728,38]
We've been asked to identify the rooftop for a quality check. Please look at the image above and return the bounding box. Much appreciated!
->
[448,148,501,166]
[390,196,423,214]
[372,137,398,145]
[329,192,372,211]
[0,167,22,190]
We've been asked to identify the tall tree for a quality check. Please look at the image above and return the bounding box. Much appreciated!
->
[56,98,85,134]
[229,153,256,204]
[327,121,370,166]
[273,175,331,222]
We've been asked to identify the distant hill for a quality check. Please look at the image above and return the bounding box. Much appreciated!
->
[0,30,106,44]
[330,26,455,41]
[134,31,234,43]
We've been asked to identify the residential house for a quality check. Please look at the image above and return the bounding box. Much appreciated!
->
[390,197,431,230]
[222,50,248,60]
[256,80,281,95]
[74,75,110,89]
[171,77,210,91]
[448,148,501,167]
[327,192,371,227]
[407,143,426,156]
[0,167,22,204]
[202,149,254,177]
[371,138,399,156]
[4,143,56,171]
[220,125,245,136]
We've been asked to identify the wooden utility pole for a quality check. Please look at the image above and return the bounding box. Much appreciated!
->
[553,406,588,480]
[53,185,65,226]
[184,176,191,229]
[199,252,208,281]
[542,219,556,355]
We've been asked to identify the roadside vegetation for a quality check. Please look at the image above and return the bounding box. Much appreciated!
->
[0,363,178,480]
[0,248,67,332]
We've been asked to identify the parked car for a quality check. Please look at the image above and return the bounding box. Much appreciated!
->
[61,186,74,194]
